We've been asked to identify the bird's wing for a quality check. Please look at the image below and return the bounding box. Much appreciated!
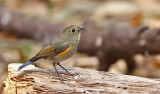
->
[54,42,71,55]
[30,42,70,61]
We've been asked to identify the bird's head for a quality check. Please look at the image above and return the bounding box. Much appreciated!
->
[62,25,84,37]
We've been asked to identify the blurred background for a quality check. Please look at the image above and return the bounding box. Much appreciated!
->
[1,0,160,92]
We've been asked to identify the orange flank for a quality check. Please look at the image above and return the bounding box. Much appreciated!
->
[58,44,71,56]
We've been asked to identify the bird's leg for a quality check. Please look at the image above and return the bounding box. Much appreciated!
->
[53,62,67,82]
[53,63,60,78]
[57,62,78,77]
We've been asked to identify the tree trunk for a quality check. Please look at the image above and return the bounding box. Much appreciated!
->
[4,63,160,94]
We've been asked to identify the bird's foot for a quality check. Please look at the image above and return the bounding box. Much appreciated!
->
[53,77,69,83]
[59,77,68,81]
[69,73,79,77]
[68,73,79,80]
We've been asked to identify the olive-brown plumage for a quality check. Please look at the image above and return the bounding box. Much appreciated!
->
[18,25,84,80]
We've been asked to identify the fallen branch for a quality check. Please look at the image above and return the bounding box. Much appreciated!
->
[0,6,64,43]
[4,63,160,94]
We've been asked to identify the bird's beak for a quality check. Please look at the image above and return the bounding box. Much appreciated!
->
[79,27,84,31]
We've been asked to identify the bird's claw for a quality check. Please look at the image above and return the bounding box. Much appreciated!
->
[59,77,68,81]
[58,78,69,83]
[69,73,79,77]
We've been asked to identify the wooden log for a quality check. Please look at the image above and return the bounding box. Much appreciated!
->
[4,63,160,94]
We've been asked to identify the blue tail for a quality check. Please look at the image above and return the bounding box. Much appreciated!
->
[18,61,34,71]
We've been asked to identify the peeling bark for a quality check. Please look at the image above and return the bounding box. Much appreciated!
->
[4,63,160,94]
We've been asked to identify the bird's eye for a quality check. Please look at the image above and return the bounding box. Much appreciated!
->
[71,29,75,32]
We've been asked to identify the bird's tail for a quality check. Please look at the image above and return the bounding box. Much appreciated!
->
[18,61,34,71]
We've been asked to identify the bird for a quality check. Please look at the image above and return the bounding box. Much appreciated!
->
[18,25,84,81]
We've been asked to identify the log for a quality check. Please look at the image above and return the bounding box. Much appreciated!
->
[4,63,160,94]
